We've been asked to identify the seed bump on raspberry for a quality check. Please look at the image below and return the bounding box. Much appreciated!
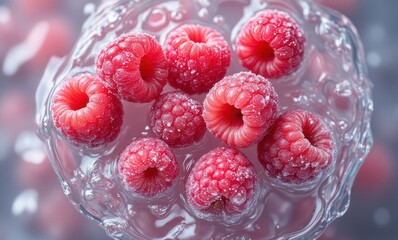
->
[258,109,335,184]
[96,32,168,102]
[236,10,305,79]
[186,147,257,218]
[164,24,231,94]
[149,91,206,148]
[51,73,123,147]
[118,138,179,197]
[203,71,278,148]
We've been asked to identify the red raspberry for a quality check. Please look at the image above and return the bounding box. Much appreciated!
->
[164,24,231,94]
[203,71,278,148]
[186,147,257,216]
[149,91,206,148]
[258,109,335,184]
[236,10,305,79]
[51,74,123,147]
[118,138,179,197]
[96,33,168,102]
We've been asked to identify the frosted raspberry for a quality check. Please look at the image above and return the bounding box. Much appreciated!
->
[258,109,335,184]
[118,138,179,197]
[96,33,168,102]
[186,147,257,216]
[164,24,231,94]
[149,91,206,148]
[51,74,123,147]
[236,10,305,79]
[203,71,278,148]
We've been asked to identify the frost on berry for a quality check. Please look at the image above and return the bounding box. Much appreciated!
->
[258,109,335,184]
[164,24,231,94]
[149,91,206,148]
[186,147,257,222]
[118,138,179,197]
[236,10,305,79]
[203,71,278,148]
[96,33,168,102]
[51,74,123,147]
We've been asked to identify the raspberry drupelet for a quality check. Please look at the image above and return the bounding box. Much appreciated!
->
[149,91,206,148]
[258,109,335,184]
[236,9,305,79]
[118,138,179,197]
[51,74,123,147]
[203,71,278,148]
[186,147,257,217]
[164,24,231,94]
[96,33,168,102]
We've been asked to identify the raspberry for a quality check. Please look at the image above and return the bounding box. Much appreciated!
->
[118,138,179,197]
[51,74,123,147]
[257,109,335,184]
[236,10,305,79]
[186,147,257,216]
[203,71,278,148]
[149,91,206,148]
[164,24,231,94]
[96,33,168,102]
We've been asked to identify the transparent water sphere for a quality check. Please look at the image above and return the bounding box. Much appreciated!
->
[36,0,373,239]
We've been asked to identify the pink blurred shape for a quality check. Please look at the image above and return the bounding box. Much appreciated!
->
[353,142,395,197]
[12,0,60,17]
[0,90,33,136]
[3,16,74,75]
[34,188,85,240]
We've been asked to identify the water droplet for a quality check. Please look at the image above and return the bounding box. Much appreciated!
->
[61,180,71,195]
[335,80,352,96]
[149,204,168,216]
[343,133,353,142]
[198,8,209,19]
[338,120,348,130]
[84,188,95,201]
[143,8,169,32]
[367,100,374,111]
[107,6,125,24]
[171,10,184,22]
[103,218,127,239]
[213,15,225,25]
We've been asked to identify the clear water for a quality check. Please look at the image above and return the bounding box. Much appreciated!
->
[35,0,373,239]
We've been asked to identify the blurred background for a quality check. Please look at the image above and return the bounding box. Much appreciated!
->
[0,0,397,239]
